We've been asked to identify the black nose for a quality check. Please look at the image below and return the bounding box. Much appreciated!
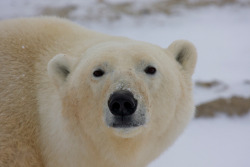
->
[108,90,137,116]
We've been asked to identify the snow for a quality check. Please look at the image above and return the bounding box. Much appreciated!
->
[149,113,250,167]
[0,1,249,167]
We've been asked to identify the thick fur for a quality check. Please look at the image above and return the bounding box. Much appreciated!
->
[0,17,197,167]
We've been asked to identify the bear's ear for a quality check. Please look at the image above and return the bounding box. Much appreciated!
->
[167,40,197,76]
[47,54,77,87]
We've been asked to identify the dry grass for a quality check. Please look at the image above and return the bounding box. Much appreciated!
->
[41,5,77,18]
[39,0,250,21]
[195,80,221,88]
[108,0,249,16]
[195,80,250,118]
[195,96,250,118]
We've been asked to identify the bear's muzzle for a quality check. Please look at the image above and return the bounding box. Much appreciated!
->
[108,90,137,116]
[106,90,146,128]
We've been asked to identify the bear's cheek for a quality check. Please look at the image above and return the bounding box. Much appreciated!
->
[148,93,176,133]
[60,83,105,132]
[148,79,181,133]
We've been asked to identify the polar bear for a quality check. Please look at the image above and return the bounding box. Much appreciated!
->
[0,17,197,167]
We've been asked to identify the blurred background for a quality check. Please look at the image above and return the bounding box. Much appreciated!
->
[0,0,250,166]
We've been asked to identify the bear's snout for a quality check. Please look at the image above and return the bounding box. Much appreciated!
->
[108,90,137,116]
[105,89,146,129]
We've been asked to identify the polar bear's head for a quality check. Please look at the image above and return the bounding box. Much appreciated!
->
[48,39,197,164]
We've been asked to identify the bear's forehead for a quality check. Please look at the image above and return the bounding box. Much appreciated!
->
[85,40,165,60]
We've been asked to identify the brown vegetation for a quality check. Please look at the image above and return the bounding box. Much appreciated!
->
[39,0,250,21]
[195,96,250,118]
[195,80,221,88]
[41,5,77,18]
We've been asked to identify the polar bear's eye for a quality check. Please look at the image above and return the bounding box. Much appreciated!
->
[144,66,157,75]
[93,69,105,77]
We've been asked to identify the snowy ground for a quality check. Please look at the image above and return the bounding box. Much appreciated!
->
[150,113,250,167]
[0,1,250,166]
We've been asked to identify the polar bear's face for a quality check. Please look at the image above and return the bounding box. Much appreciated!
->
[48,40,197,140]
